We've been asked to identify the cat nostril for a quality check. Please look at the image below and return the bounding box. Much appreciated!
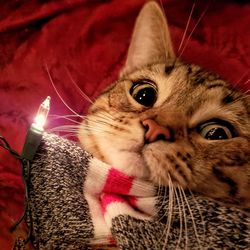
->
[142,119,172,143]
[144,124,149,132]
[156,134,167,141]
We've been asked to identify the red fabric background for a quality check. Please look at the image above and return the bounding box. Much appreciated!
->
[0,0,249,248]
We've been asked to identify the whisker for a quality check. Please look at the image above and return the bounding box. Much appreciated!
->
[49,114,83,125]
[176,186,187,250]
[158,0,170,61]
[161,175,174,248]
[79,126,113,135]
[243,89,250,95]
[180,186,202,249]
[154,181,170,223]
[78,127,115,137]
[84,118,114,128]
[188,188,206,243]
[44,63,82,118]
[243,78,250,86]
[178,4,209,59]
[59,133,79,139]
[49,114,85,119]
[234,70,249,86]
[178,2,196,52]
[94,112,116,122]
[65,66,94,104]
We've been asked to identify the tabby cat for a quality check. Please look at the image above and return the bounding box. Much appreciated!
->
[78,1,250,208]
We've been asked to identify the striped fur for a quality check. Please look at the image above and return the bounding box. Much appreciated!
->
[78,1,250,209]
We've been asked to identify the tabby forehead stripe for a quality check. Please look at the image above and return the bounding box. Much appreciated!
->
[206,83,225,89]
[165,64,175,74]
[222,94,234,104]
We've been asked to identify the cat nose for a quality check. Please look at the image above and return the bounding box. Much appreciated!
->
[142,119,172,143]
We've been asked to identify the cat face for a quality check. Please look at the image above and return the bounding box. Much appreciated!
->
[78,2,250,208]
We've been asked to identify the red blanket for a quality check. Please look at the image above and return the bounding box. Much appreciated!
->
[0,0,249,248]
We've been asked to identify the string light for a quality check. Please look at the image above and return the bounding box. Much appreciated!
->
[0,96,51,245]
[22,96,51,161]
[34,96,51,129]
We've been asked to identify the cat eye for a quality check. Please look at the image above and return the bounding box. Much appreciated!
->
[199,121,235,140]
[130,80,157,107]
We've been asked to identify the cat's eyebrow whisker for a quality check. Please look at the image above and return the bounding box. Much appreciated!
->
[234,70,249,86]
[178,4,209,60]
[180,186,202,250]
[243,89,250,95]
[242,78,250,86]
[45,63,83,119]
[178,2,195,52]
[65,66,94,104]
[158,0,169,61]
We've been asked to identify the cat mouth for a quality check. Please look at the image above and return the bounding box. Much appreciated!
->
[141,142,190,187]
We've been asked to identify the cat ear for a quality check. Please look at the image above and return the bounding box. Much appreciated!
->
[120,1,176,77]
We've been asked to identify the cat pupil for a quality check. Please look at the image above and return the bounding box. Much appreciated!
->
[135,87,156,106]
[130,82,157,107]
[205,127,229,140]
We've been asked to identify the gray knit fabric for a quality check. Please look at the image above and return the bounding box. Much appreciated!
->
[112,200,249,249]
[29,133,250,249]
[30,133,93,249]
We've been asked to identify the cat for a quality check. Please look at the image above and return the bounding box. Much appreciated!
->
[78,1,250,209]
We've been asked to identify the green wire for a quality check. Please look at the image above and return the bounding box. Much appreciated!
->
[0,133,32,245]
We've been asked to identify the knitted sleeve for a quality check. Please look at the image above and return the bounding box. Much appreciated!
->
[29,133,250,249]
[29,133,93,249]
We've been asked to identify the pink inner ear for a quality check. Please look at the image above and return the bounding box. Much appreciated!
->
[120,1,175,77]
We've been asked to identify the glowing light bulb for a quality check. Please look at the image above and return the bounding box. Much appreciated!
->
[34,96,51,129]
[22,96,51,161]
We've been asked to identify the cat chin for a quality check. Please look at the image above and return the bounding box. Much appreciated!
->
[105,150,150,179]
[142,142,188,188]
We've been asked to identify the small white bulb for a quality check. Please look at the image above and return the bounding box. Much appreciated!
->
[34,96,51,129]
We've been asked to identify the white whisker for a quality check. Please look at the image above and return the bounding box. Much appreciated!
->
[178,2,195,52]
[161,175,174,248]
[176,186,188,250]
[66,67,94,104]
[234,70,249,86]
[178,5,208,59]
[180,186,202,249]
[243,78,250,86]
[188,189,206,243]
[49,114,83,125]
[44,63,82,118]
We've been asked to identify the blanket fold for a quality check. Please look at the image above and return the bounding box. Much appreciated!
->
[28,133,249,249]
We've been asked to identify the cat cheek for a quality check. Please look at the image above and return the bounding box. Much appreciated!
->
[143,143,190,187]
